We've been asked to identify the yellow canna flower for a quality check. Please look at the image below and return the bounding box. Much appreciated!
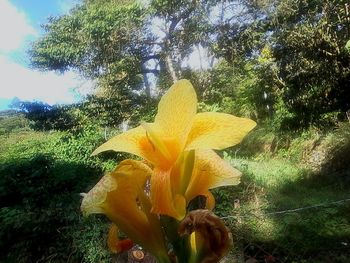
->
[81,159,169,262]
[92,79,256,219]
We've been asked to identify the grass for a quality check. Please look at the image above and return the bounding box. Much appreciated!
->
[0,131,50,157]
[2,116,350,262]
[215,125,350,262]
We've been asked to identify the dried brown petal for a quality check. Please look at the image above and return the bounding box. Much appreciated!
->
[178,209,232,263]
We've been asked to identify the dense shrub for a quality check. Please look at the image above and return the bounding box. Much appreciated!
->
[0,127,121,262]
[0,111,29,136]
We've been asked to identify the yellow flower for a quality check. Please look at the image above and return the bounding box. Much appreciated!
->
[81,159,169,261]
[92,79,256,219]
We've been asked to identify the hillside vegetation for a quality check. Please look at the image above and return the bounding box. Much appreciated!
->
[1,113,349,262]
[2,0,350,262]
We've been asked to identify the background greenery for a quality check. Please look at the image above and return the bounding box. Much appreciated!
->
[1,0,350,262]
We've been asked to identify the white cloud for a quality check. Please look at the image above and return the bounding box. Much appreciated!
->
[0,0,37,52]
[0,55,94,105]
[0,1,94,107]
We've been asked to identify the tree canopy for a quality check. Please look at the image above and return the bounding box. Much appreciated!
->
[30,0,350,130]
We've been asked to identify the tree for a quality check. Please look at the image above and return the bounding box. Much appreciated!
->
[30,0,228,128]
[269,0,350,127]
[12,101,77,131]
[30,1,150,96]
[31,0,350,129]
[30,0,220,93]
[214,0,350,129]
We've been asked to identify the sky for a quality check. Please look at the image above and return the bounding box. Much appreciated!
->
[0,0,90,111]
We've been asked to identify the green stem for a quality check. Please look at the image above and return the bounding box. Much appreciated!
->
[161,216,191,263]
[155,252,172,263]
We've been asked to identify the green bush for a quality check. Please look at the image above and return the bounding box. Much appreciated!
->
[0,127,121,262]
[0,112,29,136]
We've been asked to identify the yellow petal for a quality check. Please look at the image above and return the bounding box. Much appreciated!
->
[185,150,241,205]
[81,159,151,222]
[105,161,153,241]
[170,150,195,196]
[185,112,256,150]
[150,168,186,220]
[154,79,197,146]
[141,122,173,161]
[107,223,120,253]
[81,160,168,258]
[80,172,118,216]
[140,122,181,168]
[92,123,181,169]
[204,191,216,210]
[91,126,146,157]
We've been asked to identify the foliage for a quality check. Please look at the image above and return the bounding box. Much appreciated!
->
[12,100,78,131]
[270,0,350,127]
[0,111,29,136]
[18,0,350,261]
[11,94,157,131]
[208,122,350,262]
[29,0,225,126]
[0,127,120,262]
[71,217,111,263]
[304,122,350,175]
[30,1,145,77]
[29,0,350,131]
[30,0,218,91]
[215,0,350,129]
[182,60,260,119]
[74,93,158,128]
[30,0,149,128]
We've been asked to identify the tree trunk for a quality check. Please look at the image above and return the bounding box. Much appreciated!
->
[143,73,151,97]
[141,62,152,97]
[165,53,178,83]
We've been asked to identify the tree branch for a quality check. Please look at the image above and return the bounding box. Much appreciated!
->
[140,68,160,75]
[141,54,161,62]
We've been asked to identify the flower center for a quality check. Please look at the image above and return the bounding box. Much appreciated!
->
[140,122,181,169]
